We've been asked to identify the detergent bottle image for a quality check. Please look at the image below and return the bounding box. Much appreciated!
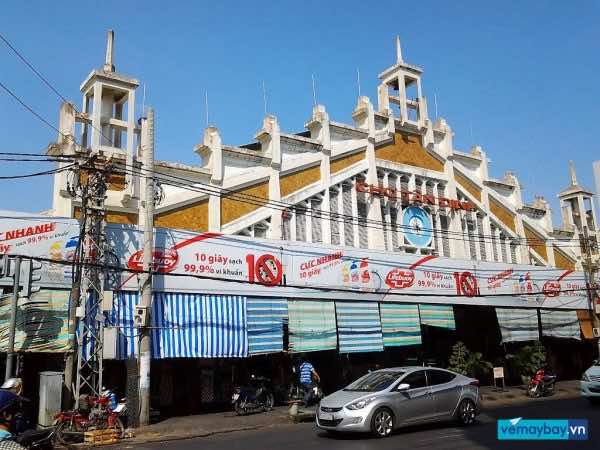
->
[350,260,359,282]
[342,263,350,283]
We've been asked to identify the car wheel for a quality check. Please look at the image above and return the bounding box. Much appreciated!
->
[370,408,394,438]
[457,399,476,426]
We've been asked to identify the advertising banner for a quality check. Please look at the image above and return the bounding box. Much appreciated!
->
[0,213,590,309]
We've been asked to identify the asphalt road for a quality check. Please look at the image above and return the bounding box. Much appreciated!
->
[118,398,600,450]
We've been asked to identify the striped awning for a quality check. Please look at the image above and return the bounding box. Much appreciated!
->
[108,290,139,359]
[335,302,383,353]
[380,303,421,347]
[540,309,581,340]
[495,308,539,343]
[419,304,455,330]
[152,293,248,358]
[288,300,337,353]
[247,298,287,354]
[0,290,70,353]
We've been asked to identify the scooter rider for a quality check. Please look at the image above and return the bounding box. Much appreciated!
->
[298,358,320,405]
[0,390,27,449]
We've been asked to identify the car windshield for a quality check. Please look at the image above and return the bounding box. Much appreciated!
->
[343,371,405,392]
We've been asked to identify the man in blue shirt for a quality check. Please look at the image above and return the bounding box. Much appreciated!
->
[298,359,320,405]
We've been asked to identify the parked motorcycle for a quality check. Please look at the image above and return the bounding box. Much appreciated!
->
[54,393,125,444]
[15,427,56,450]
[232,375,275,415]
[527,368,556,398]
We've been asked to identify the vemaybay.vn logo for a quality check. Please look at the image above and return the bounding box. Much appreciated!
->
[498,417,588,440]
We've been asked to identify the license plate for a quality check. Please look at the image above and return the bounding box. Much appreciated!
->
[232,393,240,401]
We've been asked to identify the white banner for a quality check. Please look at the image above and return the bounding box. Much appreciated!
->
[0,213,591,309]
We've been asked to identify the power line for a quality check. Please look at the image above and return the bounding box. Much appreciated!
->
[0,32,114,146]
[0,164,75,180]
[113,162,586,250]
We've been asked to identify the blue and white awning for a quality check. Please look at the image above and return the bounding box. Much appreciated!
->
[247,298,287,354]
[335,302,383,353]
[109,292,248,359]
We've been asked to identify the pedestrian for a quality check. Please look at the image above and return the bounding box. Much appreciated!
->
[298,358,320,405]
[0,390,27,449]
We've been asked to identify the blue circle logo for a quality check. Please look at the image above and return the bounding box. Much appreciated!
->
[402,206,433,248]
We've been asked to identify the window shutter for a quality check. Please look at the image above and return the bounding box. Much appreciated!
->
[311,198,322,243]
[329,190,340,245]
[295,205,306,242]
[342,184,354,246]
[476,215,487,261]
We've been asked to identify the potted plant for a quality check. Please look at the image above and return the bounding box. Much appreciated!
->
[506,341,546,385]
[448,341,493,381]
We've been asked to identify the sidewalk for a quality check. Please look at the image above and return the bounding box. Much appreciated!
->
[113,380,582,446]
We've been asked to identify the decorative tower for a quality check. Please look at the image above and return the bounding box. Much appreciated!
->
[79,30,140,201]
[377,37,429,130]
[558,161,598,234]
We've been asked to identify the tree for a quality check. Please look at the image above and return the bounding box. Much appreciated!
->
[448,341,493,379]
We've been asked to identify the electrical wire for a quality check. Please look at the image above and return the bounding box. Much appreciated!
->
[0,32,115,146]
[0,163,76,180]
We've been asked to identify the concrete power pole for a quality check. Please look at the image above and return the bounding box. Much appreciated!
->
[138,108,155,426]
[582,226,600,356]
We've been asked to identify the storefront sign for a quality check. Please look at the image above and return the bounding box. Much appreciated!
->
[0,213,590,310]
[356,182,476,211]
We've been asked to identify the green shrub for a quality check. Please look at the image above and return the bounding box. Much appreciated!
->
[448,341,493,379]
[506,341,546,382]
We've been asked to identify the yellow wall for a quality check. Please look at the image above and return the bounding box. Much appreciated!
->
[74,207,138,226]
[375,132,444,172]
[221,181,269,226]
[280,164,321,198]
[524,224,548,261]
[330,151,365,175]
[454,170,482,202]
[553,246,576,270]
[155,199,209,232]
[489,196,516,233]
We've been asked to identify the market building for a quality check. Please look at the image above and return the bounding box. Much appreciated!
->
[2,32,600,418]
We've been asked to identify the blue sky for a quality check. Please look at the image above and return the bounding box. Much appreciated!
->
[1,1,600,223]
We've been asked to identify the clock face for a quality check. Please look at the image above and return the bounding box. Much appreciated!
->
[402,206,433,248]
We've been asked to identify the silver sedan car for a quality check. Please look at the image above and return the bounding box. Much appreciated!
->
[316,367,480,438]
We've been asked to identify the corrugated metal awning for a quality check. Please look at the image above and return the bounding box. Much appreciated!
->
[335,302,383,353]
[288,300,336,353]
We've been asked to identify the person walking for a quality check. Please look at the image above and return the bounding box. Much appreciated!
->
[298,358,320,405]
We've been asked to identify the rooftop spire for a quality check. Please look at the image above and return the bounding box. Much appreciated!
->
[103,29,115,72]
[569,160,578,186]
[395,36,403,63]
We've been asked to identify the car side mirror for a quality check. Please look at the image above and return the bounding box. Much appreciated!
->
[396,383,410,392]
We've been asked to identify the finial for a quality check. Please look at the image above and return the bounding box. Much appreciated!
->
[104,29,115,72]
[396,36,403,63]
[569,160,578,186]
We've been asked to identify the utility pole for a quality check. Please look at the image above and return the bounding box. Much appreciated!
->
[138,108,155,426]
[582,226,600,356]
[5,256,21,381]
[71,156,111,408]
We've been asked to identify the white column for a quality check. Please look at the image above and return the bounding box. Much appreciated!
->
[289,209,297,242]
[306,200,313,244]
[337,184,346,246]
[433,182,443,255]
[351,177,360,247]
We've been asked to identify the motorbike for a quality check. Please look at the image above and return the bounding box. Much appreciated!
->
[54,393,125,444]
[232,375,275,415]
[527,368,556,398]
[14,427,56,450]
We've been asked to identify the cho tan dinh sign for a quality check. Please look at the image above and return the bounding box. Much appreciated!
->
[356,182,476,211]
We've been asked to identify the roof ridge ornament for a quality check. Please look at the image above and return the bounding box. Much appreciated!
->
[569,160,578,186]
[103,30,115,73]
[396,36,403,63]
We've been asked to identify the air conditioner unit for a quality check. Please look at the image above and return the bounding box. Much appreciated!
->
[593,328,600,338]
